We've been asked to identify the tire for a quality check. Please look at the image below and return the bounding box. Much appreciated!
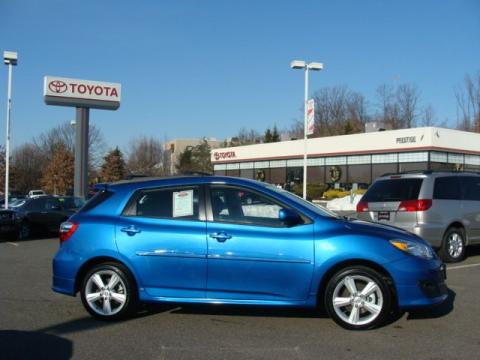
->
[325,266,392,330]
[80,262,138,320]
[17,222,31,240]
[438,227,466,263]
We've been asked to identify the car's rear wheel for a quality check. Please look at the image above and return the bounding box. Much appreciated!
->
[80,263,137,320]
[439,227,466,263]
[325,266,392,330]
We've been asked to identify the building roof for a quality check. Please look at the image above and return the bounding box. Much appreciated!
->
[211,127,480,163]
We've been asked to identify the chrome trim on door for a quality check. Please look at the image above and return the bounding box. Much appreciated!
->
[135,249,206,259]
[207,253,312,264]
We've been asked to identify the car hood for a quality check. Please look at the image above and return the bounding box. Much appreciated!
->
[341,218,428,245]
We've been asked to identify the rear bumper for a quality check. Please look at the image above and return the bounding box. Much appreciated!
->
[52,276,76,296]
[52,248,80,296]
[385,257,448,308]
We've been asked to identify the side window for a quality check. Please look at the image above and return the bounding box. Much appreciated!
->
[45,198,61,210]
[210,187,285,227]
[433,176,461,200]
[26,198,47,211]
[123,187,200,221]
[461,177,480,201]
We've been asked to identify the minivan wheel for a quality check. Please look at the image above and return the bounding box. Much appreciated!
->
[80,263,137,320]
[439,227,466,263]
[325,266,392,330]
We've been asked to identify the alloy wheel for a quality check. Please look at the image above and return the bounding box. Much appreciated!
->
[84,269,127,316]
[331,274,384,327]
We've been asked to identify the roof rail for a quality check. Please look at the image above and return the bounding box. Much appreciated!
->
[380,169,480,177]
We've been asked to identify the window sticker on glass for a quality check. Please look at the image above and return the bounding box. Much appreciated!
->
[173,190,194,217]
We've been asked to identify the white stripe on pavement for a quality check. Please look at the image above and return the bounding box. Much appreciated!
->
[6,242,19,247]
[447,263,480,270]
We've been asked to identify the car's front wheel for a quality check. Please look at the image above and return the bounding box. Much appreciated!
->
[325,266,392,330]
[80,263,137,320]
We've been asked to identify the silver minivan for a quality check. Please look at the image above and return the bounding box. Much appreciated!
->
[357,171,480,262]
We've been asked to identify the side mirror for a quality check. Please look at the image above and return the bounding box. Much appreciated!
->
[278,208,302,226]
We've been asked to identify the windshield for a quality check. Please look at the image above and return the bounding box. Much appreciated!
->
[10,200,26,208]
[262,183,338,218]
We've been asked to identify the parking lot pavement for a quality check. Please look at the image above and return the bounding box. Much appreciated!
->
[1,238,480,360]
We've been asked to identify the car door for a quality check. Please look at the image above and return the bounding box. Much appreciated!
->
[115,185,207,298]
[205,185,315,301]
[44,198,66,231]
[460,176,480,244]
[24,197,48,228]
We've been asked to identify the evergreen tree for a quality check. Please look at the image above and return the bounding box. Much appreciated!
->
[176,139,213,174]
[272,125,280,142]
[100,147,126,182]
[41,143,74,195]
[264,128,273,143]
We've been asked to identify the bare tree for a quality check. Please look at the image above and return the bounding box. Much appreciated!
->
[313,86,368,136]
[455,71,480,132]
[229,128,262,146]
[375,84,401,129]
[33,122,106,168]
[11,143,44,194]
[420,104,436,127]
[396,83,420,128]
[126,137,167,176]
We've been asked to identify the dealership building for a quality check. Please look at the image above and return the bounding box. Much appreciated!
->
[211,127,480,187]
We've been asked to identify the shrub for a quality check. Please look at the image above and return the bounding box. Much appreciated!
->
[323,189,350,200]
[291,183,328,201]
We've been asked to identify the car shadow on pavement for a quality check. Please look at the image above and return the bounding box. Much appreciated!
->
[466,245,480,257]
[0,330,73,360]
[147,303,327,319]
[406,289,456,320]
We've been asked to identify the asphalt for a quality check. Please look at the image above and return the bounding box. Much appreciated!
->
[1,237,480,360]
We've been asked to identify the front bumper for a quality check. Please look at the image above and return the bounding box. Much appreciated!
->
[386,256,448,308]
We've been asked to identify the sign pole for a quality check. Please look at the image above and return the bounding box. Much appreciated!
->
[74,107,89,200]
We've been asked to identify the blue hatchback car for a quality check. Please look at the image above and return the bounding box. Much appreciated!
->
[53,176,447,330]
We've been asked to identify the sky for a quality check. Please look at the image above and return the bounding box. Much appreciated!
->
[0,0,479,152]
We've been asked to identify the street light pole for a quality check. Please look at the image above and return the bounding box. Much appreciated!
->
[3,51,18,210]
[290,60,323,199]
[303,66,309,200]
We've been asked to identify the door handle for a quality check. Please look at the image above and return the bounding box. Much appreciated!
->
[121,225,141,236]
[209,232,232,242]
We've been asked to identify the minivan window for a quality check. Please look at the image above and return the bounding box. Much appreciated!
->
[433,176,461,200]
[362,178,423,202]
[461,176,480,201]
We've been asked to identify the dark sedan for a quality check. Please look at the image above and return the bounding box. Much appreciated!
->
[0,196,85,240]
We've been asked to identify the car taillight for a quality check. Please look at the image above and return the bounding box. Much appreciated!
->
[356,201,369,212]
[59,221,79,244]
[397,199,432,212]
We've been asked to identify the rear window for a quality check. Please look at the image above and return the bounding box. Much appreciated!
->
[78,190,113,212]
[461,176,480,201]
[362,178,423,202]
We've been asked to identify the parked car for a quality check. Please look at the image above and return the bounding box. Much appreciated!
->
[27,189,46,198]
[356,170,480,262]
[52,176,447,330]
[0,195,85,239]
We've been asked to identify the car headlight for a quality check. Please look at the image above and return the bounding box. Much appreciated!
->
[390,239,434,260]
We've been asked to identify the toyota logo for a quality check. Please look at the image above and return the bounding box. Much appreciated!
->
[48,80,68,93]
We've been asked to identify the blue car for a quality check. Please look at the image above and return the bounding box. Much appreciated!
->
[52,176,447,330]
